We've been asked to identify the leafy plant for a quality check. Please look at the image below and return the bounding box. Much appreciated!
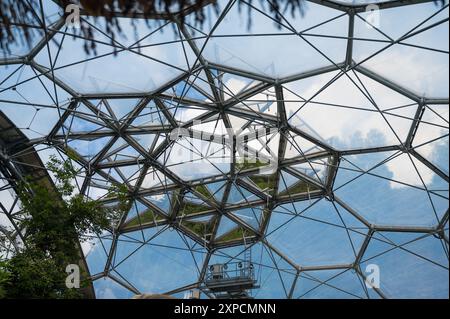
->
[236,158,269,170]
[194,185,212,199]
[0,155,128,299]
[124,209,164,228]
[180,201,211,215]
[182,219,214,237]
[249,174,277,192]
[279,180,318,195]
[216,226,253,242]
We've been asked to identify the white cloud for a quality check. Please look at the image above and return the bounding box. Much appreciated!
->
[97,287,118,299]
[283,66,446,188]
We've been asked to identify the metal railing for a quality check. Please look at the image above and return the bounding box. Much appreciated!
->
[205,261,255,283]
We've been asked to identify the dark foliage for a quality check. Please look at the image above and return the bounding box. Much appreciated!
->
[0,156,128,298]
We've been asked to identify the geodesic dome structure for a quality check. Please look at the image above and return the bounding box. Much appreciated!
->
[0,0,448,299]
